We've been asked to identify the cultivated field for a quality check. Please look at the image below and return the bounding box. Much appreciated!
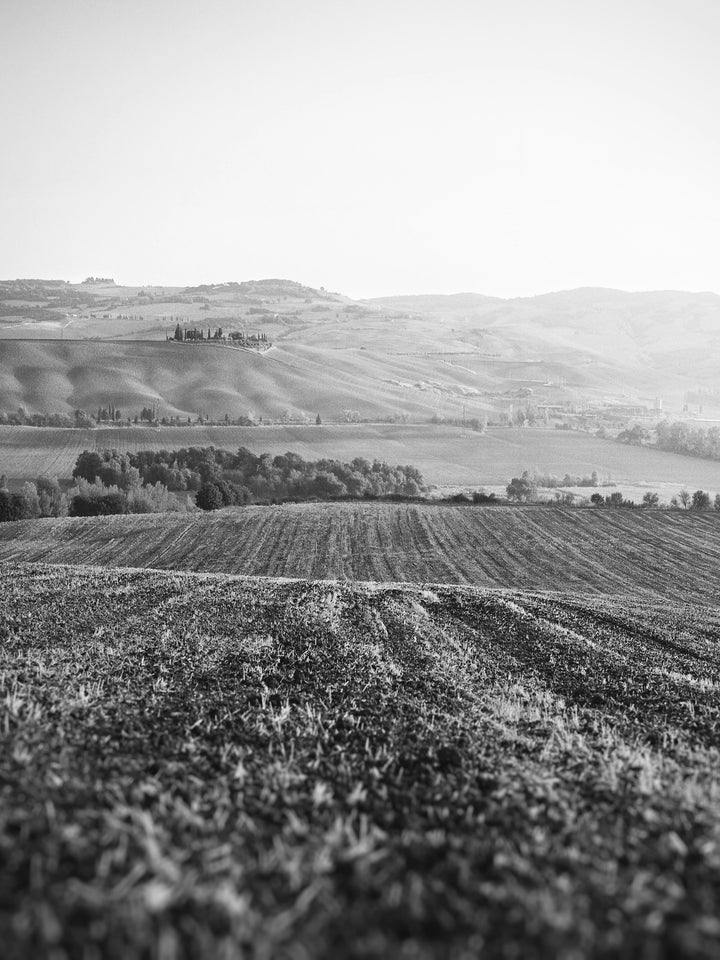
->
[3,423,720,494]
[3,503,720,602]
[2,564,720,958]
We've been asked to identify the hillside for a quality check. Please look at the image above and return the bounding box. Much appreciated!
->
[3,563,720,958]
[1,279,720,422]
[3,503,720,602]
[0,339,444,422]
[366,286,720,409]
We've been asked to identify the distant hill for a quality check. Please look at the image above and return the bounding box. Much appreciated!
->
[364,292,503,312]
[182,278,338,299]
[0,278,719,421]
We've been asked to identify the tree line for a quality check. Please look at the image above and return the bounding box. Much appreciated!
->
[617,420,720,461]
[0,409,91,428]
[505,470,719,510]
[69,446,426,513]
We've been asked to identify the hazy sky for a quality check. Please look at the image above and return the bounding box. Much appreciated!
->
[2,0,719,297]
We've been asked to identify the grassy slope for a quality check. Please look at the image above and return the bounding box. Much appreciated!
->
[2,565,720,958]
[4,423,720,492]
[3,503,720,603]
[0,339,445,422]
[3,284,720,420]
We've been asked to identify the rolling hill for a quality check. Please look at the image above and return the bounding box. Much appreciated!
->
[1,278,719,423]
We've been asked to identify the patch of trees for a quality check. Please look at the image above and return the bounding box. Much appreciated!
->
[0,409,85,428]
[0,477,66,522]
[589,492,639,508]
[617,420,720,461]
[443,491,499,504]
[616,424,651,445]
[174,324,225,342]
[96,403,122,423]
[70,450,193,515]
[70,447,426,513]
[0,459,187,522]
[669,489,718,511]
[533,470,600,488]
[171,323,270,345]
[68,478,179,516]
[588,489,720,510]
[505,470,602,501]
[655,421,720,460]
[189,449,426,510]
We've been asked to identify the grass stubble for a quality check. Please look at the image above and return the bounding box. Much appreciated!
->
[1,564,720,958]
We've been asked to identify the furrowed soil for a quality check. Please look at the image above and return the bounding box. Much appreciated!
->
[2,564,720,959]
[2,503,720,603]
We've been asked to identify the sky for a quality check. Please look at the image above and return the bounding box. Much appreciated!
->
[2,0,719,298]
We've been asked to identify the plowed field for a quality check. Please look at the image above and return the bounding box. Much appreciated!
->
[2,502,720,602]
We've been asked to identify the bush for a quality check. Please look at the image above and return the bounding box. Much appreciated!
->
[472,491,498,504]
[196,483,224,511]
[70,493,128,517]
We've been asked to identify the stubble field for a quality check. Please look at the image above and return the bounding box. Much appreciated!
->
[2,564,720,959]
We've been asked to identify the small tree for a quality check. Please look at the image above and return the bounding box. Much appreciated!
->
[642,491,659,508]
[196,482,223,511]
[36,476,64,517]
[678,489,691,509]
[506,472,537,502]
[691,489,711,510]
[590,492,604,506]
[316,413,322,425]
[21,482,41,519]
[714,493,720,512]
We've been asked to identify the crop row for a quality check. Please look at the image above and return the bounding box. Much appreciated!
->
[2,501,720,603]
